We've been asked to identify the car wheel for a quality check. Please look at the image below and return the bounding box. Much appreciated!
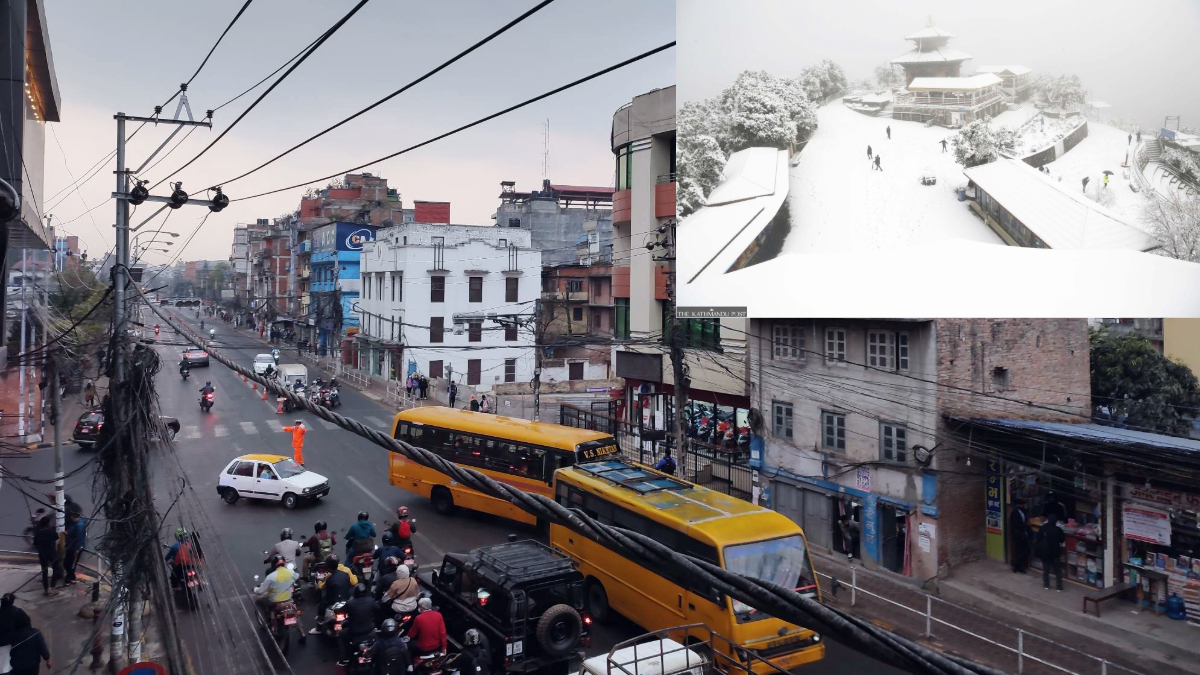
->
[535,603,583,657]
[587,580,611,623]
[431,487,456,515]
[222,488,240,505]
[282,493,298,509]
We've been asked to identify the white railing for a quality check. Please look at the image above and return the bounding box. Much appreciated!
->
[893,90,1005,111]
[817,566,1150,675]
[385,381,415,409]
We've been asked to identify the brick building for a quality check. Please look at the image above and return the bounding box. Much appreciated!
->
[540,263,616,382]
[750,318,1089,579]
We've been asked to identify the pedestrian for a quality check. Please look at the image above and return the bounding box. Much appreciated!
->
[32,516,60,595]
[282,420,307,466]
[867,145,872,160]
[1137,130,1142,142]
[654,449,677,476]
[1036,514,1065,591]
[886,125,891,139]
[448,381,458,409]
[838,513,860,560]
[1,613,51,675]
[405,376,414,397]
[0,593,31,672]
[418,376,428,400]
[1082,176,1090,193]
[1103,173,1109,188]
[469,395,479,412]
[83,379,96,407]
[480,395,490,414]
[1128,133,1132,145]
[940,139,948,153]
[873,154,882,171]
[1009,500,1030,574]
[63,512,87,584]
[1042,491,1068,524]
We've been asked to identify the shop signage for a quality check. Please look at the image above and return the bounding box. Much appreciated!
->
[985,458,1003,534]
[1126,485,1200,510]
[1123,504,1172,546]
[855,466,871,492]
[862,495,879,559]
[918,522,934,553]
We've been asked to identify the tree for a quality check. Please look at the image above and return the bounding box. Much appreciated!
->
[1037,74,1087,110]
[798,59,848,103]
[1090,327,1200,437]
[1143,191,1200,262]
[1162,147,1200,181]
[677,131,726,217]
[874,62,903,89]
[719,71,797,152]
[950,118,1017,168]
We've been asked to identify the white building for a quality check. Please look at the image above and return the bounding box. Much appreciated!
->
[357,223,540,392]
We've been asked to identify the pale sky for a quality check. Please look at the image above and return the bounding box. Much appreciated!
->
[679,0,1199,128]
[40,0,675,265]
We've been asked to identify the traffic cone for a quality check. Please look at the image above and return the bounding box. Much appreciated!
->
[276,398,285,414]
[251,381,257,390]
[262,388,268,401]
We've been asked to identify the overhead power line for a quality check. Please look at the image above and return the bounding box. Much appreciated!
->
[184,0,255,87]
[210,0,559,188]
[151,0,374,190]
[233,40,676,202]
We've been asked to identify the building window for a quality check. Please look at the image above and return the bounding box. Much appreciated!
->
[867,330,897,369]
[880,423,908,463]
[615,298,630,340]
[506,277,518,303]
[430,317,444,343]
[992,367,1009,390]
[897,332,909,370]
[679,318,721,351]
[429,360,444,379]
[468,322,482,342]
[823,411,846,451]
[505,324,517,341]
[498,238,507,248]
[469,276,483,303]
[432,236,444,246]
[364,274,371,299]
[392,272,401,301]
[431,276,445,303]
[772,401,793,439]
[773,323,804,360]
[566,279,583,293]
[467,359,481,385]
[825,328,846,364]
[505,359,517,383]
[377,273,383,300]
[572,307,583,322]
[616,143,633,190]
[568,361,584,380]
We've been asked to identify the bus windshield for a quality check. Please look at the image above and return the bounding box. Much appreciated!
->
[724,534,813,623]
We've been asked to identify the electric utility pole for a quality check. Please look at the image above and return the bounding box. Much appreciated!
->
[532,298,543,422]
[659,219,686,464]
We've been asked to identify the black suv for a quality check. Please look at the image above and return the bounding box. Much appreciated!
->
[422,539,590,675]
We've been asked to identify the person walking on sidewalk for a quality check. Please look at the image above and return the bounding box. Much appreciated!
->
[1009,500,1030,573]
[63,512,87,584]
[448,382,458,409]
[0,593,31,672]
[418,376,428,400]
[1,613,51,675]
[469,395,479,412]
[1036,514,1065,591]
[32,517,60,595]
[480,395,490,414]
[282,420,308,466]
[83,379,96,408]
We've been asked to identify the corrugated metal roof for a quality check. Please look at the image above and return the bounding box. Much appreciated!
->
[963,158,1158,251]
[907,73,1002,91]
[891,47,973,64]
[953,418,1200,455]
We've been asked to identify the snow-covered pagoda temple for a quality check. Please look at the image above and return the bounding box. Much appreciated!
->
[893,74,1006,126]
[974,65,1035,102]
[890,22,971,85]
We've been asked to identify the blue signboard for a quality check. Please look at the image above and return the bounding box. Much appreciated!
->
[748,434,764,468]
[337,222,376,252]
[862,494,879,564]
[986,457,1003,534]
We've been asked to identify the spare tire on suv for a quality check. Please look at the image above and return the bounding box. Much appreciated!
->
[535,603,583,657]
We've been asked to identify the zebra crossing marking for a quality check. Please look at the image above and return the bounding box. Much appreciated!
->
[240,422,258,435]
[214,424,229,438]
[182,426,201,440]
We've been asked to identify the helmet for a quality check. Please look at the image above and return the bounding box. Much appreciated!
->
[357,511,369,522]
[381,618,399,637]
[381,531,395,546]
[324,554,340,568]
[175,526,189,541]
[397,506,409,518]
[205,381,211,386]
[270,554,287,569]
[353,582,369,598]
[315,521,327,533]
[280,527,293,541]
[465,628,482,646]
[385,556,400,570]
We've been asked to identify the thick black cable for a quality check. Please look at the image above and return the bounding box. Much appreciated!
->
[138,291,1001,675]
[211,0,557,188]
[184,0,255,87]
[151,0,372,190]
[232,40,675,202]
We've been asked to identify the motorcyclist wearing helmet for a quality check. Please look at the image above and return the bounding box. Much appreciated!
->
[369,617,412,675]
[254,554,298,620]
[199,381,215,396]
[179,359,191,376]
[375,531,404,574]
[386,506,417,555]
[339,583,380,667]
[209,328,216,340]
[311,554,353,635]
[373,556,401,605]
[345,511,376,559]
[165,527,203,586]
[380,561,420,617]
[302,521,337,581]
[450,628,492,675]
[266,528,304,574]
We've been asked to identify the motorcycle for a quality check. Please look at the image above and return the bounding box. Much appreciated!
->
[347,633,377,674]
[408,641,448,675]
[171,565,204,610]
[328,386,341,408]
[736,425,751,450]
[316,600,349,639]
[271,348,281,364]
[199,391,215,412]
[350,547,376,587]
[319,388,333,408]
[180,367,191,381]
[252,572,304,654]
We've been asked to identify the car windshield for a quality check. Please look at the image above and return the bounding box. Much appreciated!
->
[271,459,307,479]
[724,534,814,623]
[255,355,273,363]
[80,412,102,424]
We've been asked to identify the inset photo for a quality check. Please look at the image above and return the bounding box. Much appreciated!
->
[677,0,1200,316]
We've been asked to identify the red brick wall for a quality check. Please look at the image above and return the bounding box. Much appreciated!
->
[933,318,1091,568]
[414,201,450,224]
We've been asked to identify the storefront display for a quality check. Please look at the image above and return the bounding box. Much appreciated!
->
[1120,484,1200,620]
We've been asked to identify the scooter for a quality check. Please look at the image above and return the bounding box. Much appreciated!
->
[315,600,349,640]
[251,571,304,654]
[200,391,215,412]
[350,547,377,587]
[347,633,377,674]
[408,640,448,675]
[171,565,204,610]
[181,367,191,381]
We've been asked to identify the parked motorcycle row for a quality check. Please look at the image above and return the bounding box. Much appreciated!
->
[684,403,750,452]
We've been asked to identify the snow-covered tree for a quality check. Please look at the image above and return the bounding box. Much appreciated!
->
[873,62,903,89]
[677,119,727,217]
[797,60,848,103]
[951,118,1018,168]
[718,71,810,152]
[1144,192,1200,262]
[1037,74,1087,110]
[1163,148,1200,181]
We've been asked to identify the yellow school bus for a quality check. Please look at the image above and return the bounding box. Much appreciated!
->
[550,458,824,671]
[389,407,620,525]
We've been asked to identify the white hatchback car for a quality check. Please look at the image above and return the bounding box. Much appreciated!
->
[217,454,329,509]
[253,353,275,375]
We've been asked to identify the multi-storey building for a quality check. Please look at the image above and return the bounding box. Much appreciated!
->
[540,263,615,381]
[231,219,270,310]
[494,180,614,266]
[751,318,1090,579]
[357,223,539,390]
[309,222,377,354]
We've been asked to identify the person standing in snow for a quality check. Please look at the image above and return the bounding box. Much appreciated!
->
[873,154,882,171]
[940,139,948,153]
[1128,133,1132,145]
[1137,130,1142,142]
[867,145,872,160]
[1103,173,1109,189]
[1082,176,1090,193]
[886,125,891,140]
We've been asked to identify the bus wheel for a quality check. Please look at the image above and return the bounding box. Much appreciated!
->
[586,580,611,623]
[431,487,456,515]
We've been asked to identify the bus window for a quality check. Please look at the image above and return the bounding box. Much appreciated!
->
[583,493,614,524]
[395,423,408,439]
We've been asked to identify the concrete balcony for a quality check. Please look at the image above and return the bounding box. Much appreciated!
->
[542,290,588,302]
[655,179,676,218]
[612,189,632,225]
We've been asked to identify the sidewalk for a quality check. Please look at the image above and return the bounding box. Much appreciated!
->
[810,549,1196,675]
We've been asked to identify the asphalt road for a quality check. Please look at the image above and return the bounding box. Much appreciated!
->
[0,308,901,675]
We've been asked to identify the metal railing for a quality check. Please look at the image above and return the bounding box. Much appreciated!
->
[656,173,676,184]
[816,565,1150,675]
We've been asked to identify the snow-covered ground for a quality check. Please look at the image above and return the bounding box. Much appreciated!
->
[1007,115,1085,156]
[783,99,1005,254]
[987,105,1039,131]
[1041,120,1153,229]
